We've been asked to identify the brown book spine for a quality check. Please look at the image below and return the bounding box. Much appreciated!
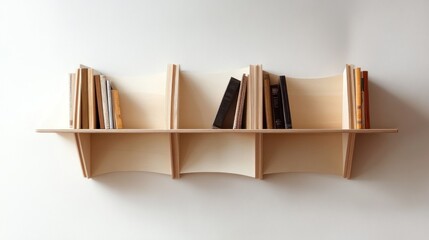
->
[94,75,105,129]
[355,67,362,129]
[233,74,248,129]
[80,68,89,129]
[112,89,123,129]
[362,71,370,129]
[263,73,273,129]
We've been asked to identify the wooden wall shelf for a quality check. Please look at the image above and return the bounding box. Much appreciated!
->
[37,64,397,179]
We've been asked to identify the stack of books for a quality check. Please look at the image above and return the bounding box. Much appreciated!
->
[344,64,371,129]
[69,65,123,129]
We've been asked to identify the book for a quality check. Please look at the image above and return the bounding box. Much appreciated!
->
[263,72,273,129]
[342,65,353,129]
[94,75,105,129]
[73,69,82,129]
[355,67,362,129]
[362,70,370,129]
[106,79,114,129]
[213,77,241,129]
[233,74,248,129]
[87,68,96,129]
[100,76,110,129]
[80,67,89,129]
[347,64,357,129]
[69,73,75,128]
[112,89,123,129]
[271,84,285,129]
[279,76,292,129]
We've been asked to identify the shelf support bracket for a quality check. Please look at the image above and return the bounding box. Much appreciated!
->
[75,133,91,178]
[342,133,356,179]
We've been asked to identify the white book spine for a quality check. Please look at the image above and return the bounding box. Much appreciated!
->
[100,76,110,129]
[106,79,114,129]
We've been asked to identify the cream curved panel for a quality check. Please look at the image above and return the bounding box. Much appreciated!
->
[179,133,256,177]
[263,133,343,176]
[265,73,343,129]
[112,72,167,129]
[179,67,250,129]
[287,75,343,129]
[91,133,172,177]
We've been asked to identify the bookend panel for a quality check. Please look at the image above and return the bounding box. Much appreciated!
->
[179,133,256,177]
[263,133,344,176]
[90,133,172,177]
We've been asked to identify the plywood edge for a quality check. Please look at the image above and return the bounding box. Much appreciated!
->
[91,171,173,178]
[36,128,398,134]
[180,171,256,178]
[166,64,180,129]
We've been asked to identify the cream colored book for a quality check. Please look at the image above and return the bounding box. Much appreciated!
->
[100,75,110,129]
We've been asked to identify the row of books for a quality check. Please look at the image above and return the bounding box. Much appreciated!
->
[212,73,293,129]
[69,65,123,129]
[212,64,371,129]
[344,64,371,129]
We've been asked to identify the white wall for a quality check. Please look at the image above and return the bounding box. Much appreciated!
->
[1,0,429,239]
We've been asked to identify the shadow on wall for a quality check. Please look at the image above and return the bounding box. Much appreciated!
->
[351,78,429,191]
[57,76,429,208]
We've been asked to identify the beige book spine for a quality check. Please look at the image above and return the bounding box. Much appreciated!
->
[233,74,248,129]
[74,69,82,129]
[88,68,96,129]
[355,67,362,129]
[263,72,273,129]
[112,90,123,129]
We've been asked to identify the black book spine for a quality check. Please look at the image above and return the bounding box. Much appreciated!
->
[212,77,241,129]
[279,76,292,129]
[270,84,285,129]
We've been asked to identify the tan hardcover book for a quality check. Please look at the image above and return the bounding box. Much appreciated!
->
[355,67,362,129]
[69,73,75,128]
[112,89,123,129]
[80,67,89,129]
[100,75,110,129]
[94,75,105,129]
[233,74,248,129]
[87,68,96,129]
[74,69,82,129]
[263,72,273,129]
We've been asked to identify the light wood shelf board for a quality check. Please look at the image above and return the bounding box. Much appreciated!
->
[37,128,398,134]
